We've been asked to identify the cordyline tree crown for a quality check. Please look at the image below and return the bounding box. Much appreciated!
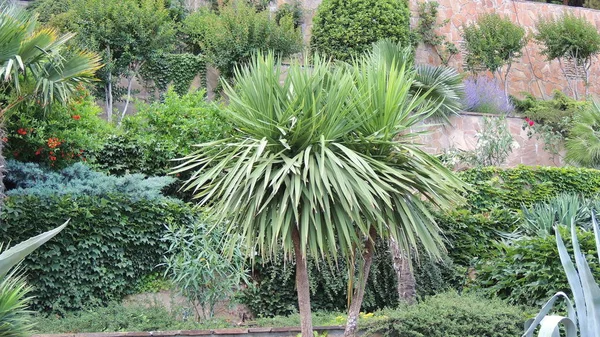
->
[175,51,466,337]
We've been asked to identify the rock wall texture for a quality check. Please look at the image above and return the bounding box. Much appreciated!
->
[409,0,600,99]
[413,113,564,167]
[288,0,600,99]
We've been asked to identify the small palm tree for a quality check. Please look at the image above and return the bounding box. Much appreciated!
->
[176,52,465,337]
[0,3,101,199]
[565,101,600,168]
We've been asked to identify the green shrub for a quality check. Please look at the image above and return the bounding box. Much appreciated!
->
[437,166,600,267]
[310,0,410,62]
[239,239,457,317]
[91,89,231,177]
[0,193,196,312]
[535,13,600,98]
[30,302,215,334]
[275,0,303,28]
[436,208,520,268]
[4,86,113,169]
[565,100,600,168]
[4,160,174,199]
[458,166,600,212]
[141,53,207,97]
[182,0,302,79]
[365,291,528,337]
[462,13,526,76]
[513,91,589,137]
[163,222,248,319]
[474,227,600,307]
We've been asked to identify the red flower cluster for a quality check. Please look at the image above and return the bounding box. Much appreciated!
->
[47,137,62,149]
[17,128,27,135]
[1,137,7,142]
[525,117,535,127]
[72,115,81,120]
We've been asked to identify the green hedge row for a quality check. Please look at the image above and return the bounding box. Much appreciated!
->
[0,194,196,312]
[459,166,600,211]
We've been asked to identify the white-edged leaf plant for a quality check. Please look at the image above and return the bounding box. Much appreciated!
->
[523,213,600,337]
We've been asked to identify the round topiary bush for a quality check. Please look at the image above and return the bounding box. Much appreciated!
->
[310,0,411,62]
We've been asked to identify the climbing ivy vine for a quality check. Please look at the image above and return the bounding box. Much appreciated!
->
[141,53,207,97]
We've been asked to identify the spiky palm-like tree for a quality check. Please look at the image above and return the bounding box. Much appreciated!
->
[0,3,101,200]
[176,52,466,337]
[370,39,464,122]
[565,101,600,168]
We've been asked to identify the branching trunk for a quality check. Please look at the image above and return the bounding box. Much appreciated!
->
[389,238,416,304]
[106,74,113,123]
[344,227,377,337]
[119,76,134,126]
[292,226,313,337]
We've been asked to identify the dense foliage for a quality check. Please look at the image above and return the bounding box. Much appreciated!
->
[141,53,207,97]
[1,162,195,312]
[462,13,526,75]
[565,100,600,168]
[240,240,457,317]
[310,0,411,61]
[4,86,113,168]
[91,90,231,176]
[182,0,302,80]
[163,222,248,319]
[41,0,177,122]
[475,227,600,307]
[459,166,600,211]
[437,166,600,269]
[4,160,174,199]
[365,291,528,337]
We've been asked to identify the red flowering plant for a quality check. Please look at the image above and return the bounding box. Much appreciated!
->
[4,86,114,168]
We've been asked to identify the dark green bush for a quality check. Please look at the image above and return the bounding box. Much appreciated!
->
[30,302,217,334]
[437,208,520,267]
[91,90,231,177]
[310,0,411,61]
[512,91,589,137]
[0,193,196,312]
[239,239,457,317]
[474,227,600,307]
[366,291,528,337]
[458,166,600,212]
[182,0,302,79]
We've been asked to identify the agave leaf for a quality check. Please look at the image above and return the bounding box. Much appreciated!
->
[573,213,600,336]
[523,292,576,337]
[0,221,68,279]
[555,225,586,329]
[537,315,578,337]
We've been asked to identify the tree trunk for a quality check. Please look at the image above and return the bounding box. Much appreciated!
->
[119,75,134,126]
[106,73,113,123]
[292,226,313,337]
[389,238,416,304]
[344,227,377,337]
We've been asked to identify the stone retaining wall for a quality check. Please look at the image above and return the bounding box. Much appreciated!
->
[413,112,564,167]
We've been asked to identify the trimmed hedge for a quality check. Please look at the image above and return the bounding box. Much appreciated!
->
[459,166,600,211]
[365,291,528,337]
[0,194,196,312]
[310,0,411,62]
[475,227,600,307]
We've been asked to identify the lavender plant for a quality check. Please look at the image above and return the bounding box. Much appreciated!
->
[462,76,515,115]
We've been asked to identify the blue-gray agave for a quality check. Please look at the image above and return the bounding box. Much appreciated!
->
[523,214,600,337]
